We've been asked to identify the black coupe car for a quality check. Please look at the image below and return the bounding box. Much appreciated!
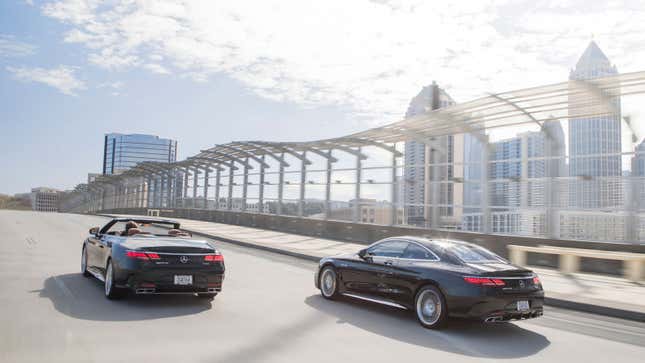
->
[315,236,543,329]
[81,218,225,299]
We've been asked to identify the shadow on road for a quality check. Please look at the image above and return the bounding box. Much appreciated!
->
[36,273,212,321]
[305,295,550,359]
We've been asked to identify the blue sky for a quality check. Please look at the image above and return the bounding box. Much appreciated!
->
[1,0,644,194]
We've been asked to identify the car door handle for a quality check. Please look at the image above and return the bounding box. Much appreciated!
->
[98,245,104,248]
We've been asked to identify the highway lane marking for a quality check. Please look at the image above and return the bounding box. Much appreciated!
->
[532,315,645,338]
[53,275,76,301]
[543,309,645,333]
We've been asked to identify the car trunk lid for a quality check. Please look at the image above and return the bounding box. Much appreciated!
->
[466,262,538,293]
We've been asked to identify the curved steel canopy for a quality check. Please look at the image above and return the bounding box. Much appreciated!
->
[83,70,645,186]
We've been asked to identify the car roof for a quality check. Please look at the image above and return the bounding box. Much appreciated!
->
[385,236,474,249]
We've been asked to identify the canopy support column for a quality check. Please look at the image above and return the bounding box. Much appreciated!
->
[353,147,362,223]
[242,158,249,212]
[203,168,210,209]
[298,152,307,217]
[277,153,285,215]
[324,150,333,219]
[214,168,221,210]
[391,143,399,225]
[227,162,234,210]
[258,155,265,213]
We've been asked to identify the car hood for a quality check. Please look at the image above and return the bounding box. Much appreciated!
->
[121,237,215,253]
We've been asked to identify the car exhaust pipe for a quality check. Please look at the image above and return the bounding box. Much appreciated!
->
[484,316,503,323]
[135,288,156,294]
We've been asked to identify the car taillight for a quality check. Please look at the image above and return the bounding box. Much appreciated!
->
[126,251,159,260]
[463,277,506,286]
[533,276,541,285]
[204,254,223,262]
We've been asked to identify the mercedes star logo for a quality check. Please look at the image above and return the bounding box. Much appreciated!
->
[519,280,525,288]
[179,255,189,264]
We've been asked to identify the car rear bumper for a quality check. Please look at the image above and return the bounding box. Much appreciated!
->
[117,269,224,294]
[447,291,544,321]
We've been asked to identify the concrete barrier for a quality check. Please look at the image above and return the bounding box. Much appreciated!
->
[99,207,645,276]
[509,245,645,281]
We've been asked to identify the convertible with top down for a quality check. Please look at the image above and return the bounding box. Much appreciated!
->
[81,217,225,299]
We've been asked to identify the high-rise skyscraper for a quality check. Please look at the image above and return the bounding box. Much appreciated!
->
[461,122,565,235]
[403,82,458,227]
[568,41,621,208]
[632,140,645,177]
[102,133,178,175]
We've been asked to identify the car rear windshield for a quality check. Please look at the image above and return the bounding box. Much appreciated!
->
[445,244,504,263]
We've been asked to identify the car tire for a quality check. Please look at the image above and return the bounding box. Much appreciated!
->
[104,259,125,300]
[197,293,218,299]
[81,246,90,277]
[414,285,448,329]
[319,266,340,300]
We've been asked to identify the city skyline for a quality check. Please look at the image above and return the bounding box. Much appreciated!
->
[2,1,645,194]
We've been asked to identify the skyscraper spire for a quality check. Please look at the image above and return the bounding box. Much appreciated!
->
[570,41,616,80]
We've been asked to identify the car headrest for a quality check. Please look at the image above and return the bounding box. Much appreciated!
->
[127,228,142,236]
[168,229,190,237]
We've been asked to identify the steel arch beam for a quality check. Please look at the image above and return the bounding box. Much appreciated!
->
[178,159,220,172]
[489,93,543,129]
[338,138,402,157]
[300,146,338,162]
[198,150,254,169]
[187,157,239,171]
[234,142,291,167]
[210,144,271,168]
[246,141,311,165]
[318,141,368,159]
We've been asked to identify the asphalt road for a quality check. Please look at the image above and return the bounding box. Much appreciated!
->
[1,210,644,363]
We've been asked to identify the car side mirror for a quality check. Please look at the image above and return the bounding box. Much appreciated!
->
[89,227,99,236]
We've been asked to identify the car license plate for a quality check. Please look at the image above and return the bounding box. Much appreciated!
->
[174,275,192,285]
[517,300,530,311]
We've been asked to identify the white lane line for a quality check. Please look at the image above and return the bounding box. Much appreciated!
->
[53,275,75,300]
[535,315,645,337]
[544,309,645,333]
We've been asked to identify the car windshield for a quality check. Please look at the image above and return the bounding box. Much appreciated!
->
[441,242,505,263]
[105,221,186,237]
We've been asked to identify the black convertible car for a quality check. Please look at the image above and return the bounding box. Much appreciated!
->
[81,218,225,299]
[315,236,543,329]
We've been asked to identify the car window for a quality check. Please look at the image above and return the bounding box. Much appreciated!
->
[368,241,409,258]
[401,243,437,260]
[447,244,504,263]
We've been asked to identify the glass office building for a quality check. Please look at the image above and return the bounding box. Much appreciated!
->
[102,133,177,175]
[568,41,621,208]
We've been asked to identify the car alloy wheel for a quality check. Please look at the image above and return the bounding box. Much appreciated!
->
[415,286,447,329]
[105,262,113,297]
[320,266,339,299]
[81,247,90,277]
[104,260,124,300]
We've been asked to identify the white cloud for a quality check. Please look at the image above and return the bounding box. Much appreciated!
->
[39,0,645,121]
[97,80,124,95]
[7,65,86,95]
[0,35,36,57]
[143,63,170,74]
